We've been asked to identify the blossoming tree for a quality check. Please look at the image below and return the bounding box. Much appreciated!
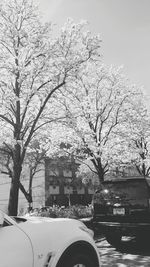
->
[115,97,150,177]
[0,0,101,215]
[51,63,147,184]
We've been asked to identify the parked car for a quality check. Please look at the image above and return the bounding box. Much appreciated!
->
[92,177,150,247]
[0,209,100,267]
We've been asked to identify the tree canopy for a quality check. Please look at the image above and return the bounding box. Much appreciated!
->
[0,0,149,215]
[49,63,148,183]
[0,0,101,215]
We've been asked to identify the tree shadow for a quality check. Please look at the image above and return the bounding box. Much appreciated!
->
[97,237,150,266]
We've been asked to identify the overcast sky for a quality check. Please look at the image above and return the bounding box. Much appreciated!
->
[37,0,150,96]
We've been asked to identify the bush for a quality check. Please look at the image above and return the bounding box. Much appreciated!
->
[36,205,93,219]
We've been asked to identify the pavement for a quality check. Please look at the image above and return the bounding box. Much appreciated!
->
[81,217,150,266]
[95,236,150,266]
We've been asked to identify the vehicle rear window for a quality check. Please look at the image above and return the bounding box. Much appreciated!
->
[93,179,150,207]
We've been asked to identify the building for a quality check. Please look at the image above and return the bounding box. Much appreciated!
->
[0,156,95,213]
[0,154,147,213]
[45,157,94,207]
[0,163,45,214]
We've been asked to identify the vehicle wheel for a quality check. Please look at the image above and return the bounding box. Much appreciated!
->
[57,251,96,267]
[105,232,122,247]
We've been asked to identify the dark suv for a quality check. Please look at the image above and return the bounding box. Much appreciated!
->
[92,177,150,246]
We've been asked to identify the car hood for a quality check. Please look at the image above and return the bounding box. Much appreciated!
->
[17,216,85,253]
[18,216,81,234]
[6,215,99,267]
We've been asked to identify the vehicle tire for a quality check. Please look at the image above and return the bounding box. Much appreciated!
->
[105,232,122,247]
[57,251,97,267]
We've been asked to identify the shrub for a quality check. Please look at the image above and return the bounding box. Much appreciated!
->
[36,205,93,219]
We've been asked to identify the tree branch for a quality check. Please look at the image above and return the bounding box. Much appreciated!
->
[21,80,65,163]
[0,114,15,127]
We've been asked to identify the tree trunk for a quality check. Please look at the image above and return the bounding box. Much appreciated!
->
[8,171,20,216]
[91,157,105,184]
[97,165,105,184]
[28,168,33,210]
[19,181,32,205]
[8,144,22,216]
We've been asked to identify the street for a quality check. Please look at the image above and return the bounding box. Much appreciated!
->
[96,237,150,266]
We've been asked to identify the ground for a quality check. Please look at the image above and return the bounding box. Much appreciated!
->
[95,236,150,266]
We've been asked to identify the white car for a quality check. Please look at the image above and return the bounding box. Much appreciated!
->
[0,210,100,267]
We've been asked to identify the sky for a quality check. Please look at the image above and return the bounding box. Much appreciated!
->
[37,0,150,96]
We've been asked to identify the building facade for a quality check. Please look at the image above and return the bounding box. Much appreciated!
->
[0,163,45,214]
[45,157,95,207]
[0,154,146,213]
